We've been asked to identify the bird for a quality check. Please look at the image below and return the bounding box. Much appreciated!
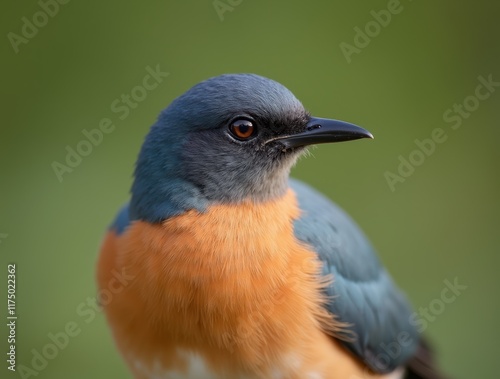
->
[97,73,448,379]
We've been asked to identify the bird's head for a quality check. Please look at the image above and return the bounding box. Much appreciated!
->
[130,74,372,222]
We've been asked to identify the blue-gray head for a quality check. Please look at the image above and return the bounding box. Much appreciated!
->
[130,74,372,222]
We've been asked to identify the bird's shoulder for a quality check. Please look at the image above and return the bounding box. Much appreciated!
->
[109,203,131,235]
[290,178,419,373]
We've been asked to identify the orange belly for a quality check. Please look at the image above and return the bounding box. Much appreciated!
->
[97,190,401,379]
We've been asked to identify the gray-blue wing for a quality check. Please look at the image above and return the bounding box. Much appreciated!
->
[290,179,419,373]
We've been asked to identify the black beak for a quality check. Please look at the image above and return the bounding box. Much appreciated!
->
[276,117,373,148]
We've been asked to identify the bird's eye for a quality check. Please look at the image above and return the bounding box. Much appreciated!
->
[229,119,256,140]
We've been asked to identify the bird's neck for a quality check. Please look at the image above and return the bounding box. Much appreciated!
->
[129,171,291,223]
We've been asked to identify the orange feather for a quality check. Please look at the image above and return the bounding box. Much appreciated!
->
[97,190,401,379]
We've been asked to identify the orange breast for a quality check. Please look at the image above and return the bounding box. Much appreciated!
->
[97,190,398,379]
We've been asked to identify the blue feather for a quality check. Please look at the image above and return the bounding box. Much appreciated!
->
[290,178,419,373]
[109,203,130,235]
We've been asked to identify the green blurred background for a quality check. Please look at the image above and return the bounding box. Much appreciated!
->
[1,1,499,378]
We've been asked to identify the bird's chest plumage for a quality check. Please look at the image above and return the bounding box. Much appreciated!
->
[97,191,373,378]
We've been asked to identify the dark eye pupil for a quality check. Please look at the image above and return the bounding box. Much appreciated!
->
[237,123,250,134]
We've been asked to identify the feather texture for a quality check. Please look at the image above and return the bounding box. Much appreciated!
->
[291,179,419,373]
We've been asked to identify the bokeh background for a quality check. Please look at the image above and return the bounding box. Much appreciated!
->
[1,1,499,378]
